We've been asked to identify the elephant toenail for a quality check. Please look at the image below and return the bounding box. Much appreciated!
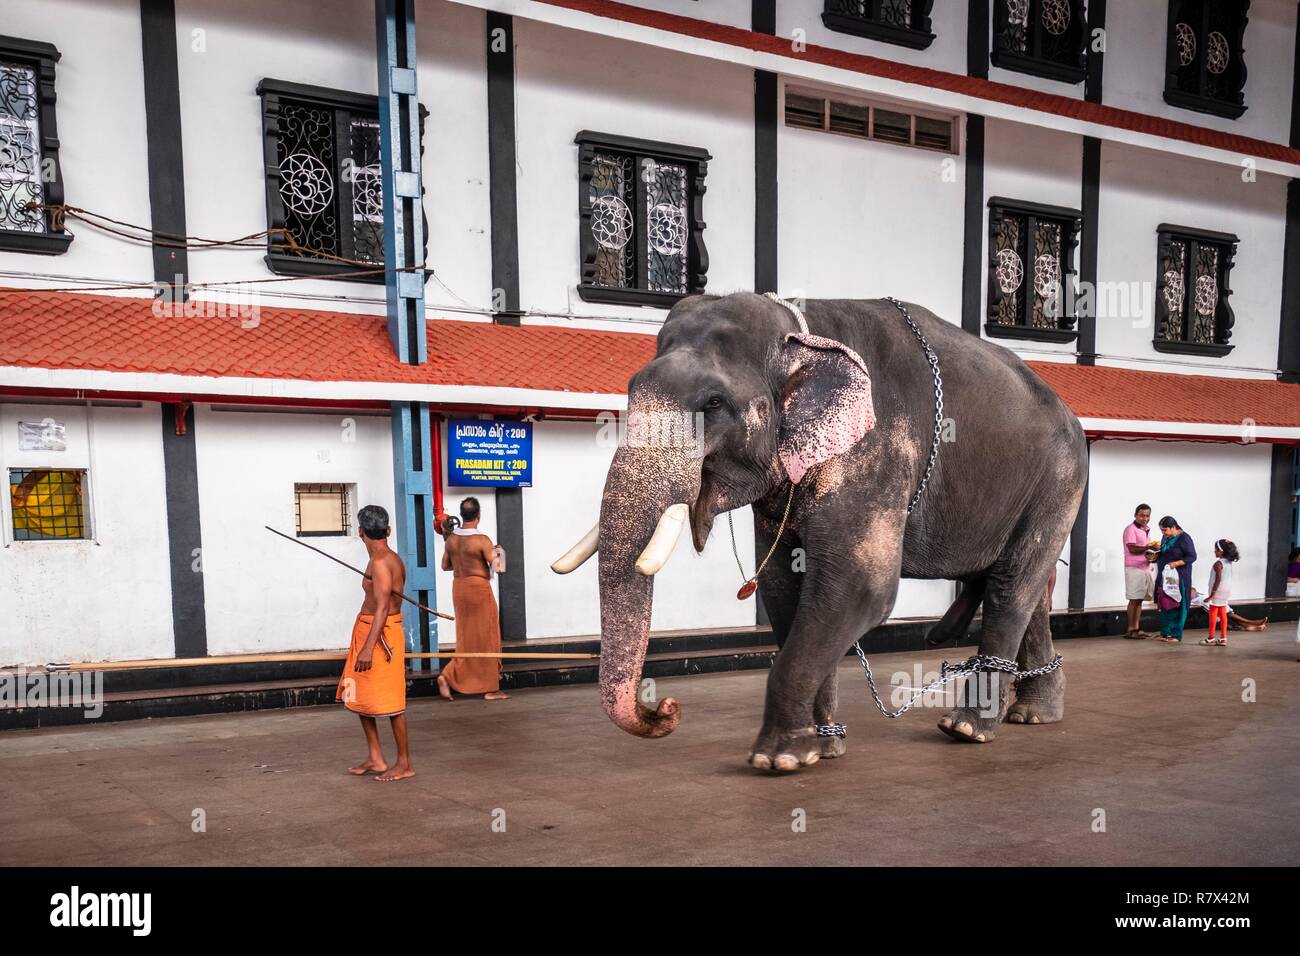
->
[975,733,987,742]
[1028,715,1041,725]
[804,753,819,766]
[774,754,799,771]
[938,716,953,730]
[956,722,973,737]
[751,753,771,770]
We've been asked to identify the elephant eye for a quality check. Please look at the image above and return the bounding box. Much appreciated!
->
[702,395,724,411]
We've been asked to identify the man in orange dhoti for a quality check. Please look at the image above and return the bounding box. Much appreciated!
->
[335,505,414,782]
[437,497,509,701]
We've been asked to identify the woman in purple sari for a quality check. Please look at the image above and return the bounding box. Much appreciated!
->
[1150,516,1196,643]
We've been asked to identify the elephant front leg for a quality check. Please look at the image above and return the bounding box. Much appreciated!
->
[749,579,896,773]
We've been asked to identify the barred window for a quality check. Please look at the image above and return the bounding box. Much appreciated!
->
[1154,225,1237,357]
[986,198,1081,343]
[576,132,710,308]
[257,79,425,282]
[9,468,86,540]
[295,483,352,537]
[1164,0,1248,119]
[0,38,71,255]
[822,1,936,50]
[991,0,1088,84]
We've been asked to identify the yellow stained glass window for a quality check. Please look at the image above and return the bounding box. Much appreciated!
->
[10,468,86,540]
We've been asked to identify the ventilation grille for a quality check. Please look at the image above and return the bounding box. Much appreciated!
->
[783,88,956,154]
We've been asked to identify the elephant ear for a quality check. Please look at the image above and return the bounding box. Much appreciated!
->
[777,332,876,485]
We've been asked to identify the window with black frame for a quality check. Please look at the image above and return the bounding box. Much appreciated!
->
[990,0,1088,84]
[575,132,710,308]
[822,1,936,50]
[257,79,425,281]
[986,198,1081,343]
[1164,0,1249,119]
[1154,225,1237,357]
[0,36,71,255]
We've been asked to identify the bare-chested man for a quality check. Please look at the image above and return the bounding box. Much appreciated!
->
[334,504,414,782]
[437,497,509,701]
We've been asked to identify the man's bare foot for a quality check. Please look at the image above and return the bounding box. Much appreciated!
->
[375,762,415,782]
[437,674,452,701]
[348,757,388,776]
[484,691,510,700]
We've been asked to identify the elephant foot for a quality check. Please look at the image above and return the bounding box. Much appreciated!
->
[818,734,847,759]
[937,708,998,743]
[748,726,821,773]
[1006,667,1065,725]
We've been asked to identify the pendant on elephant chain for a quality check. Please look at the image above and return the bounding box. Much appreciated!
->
[729,485,795,601]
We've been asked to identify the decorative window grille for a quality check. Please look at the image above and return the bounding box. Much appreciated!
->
[258,79,427,282]
[991,0,1088,84]
[822,1,936,50]
[1164,0,1249,119]
[9,468,87,540]
[576,132,710,308]
[986,198,1081,342]
[295,483,352,537]
[0,37,71,255]
[1154,225,1237,356]
[784,88,956,153]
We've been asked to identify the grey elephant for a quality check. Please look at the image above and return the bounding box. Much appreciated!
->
[552,292,1087,773]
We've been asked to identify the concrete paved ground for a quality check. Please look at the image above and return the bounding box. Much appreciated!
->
[2,627,1298,866]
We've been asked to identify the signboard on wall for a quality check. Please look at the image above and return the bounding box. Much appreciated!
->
[18,419,67,452]
[447,419,532,487]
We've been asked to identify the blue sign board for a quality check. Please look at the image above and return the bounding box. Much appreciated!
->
[447,419,533,487]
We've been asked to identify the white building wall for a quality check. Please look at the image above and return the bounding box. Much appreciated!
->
[512,18,755,331]
[1085,439,1272,607]
[0,402,173,666]
[0,0,155,290]
[1095,140,1288,378]
[193,405,397,654]
[981,117,1083,357]
[777,83,965,322]
[172,0,493,318]
[1103,0,1296,146]
[519,419,759,639]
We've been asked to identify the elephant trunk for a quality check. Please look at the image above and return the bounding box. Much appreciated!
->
[597,438,699,738]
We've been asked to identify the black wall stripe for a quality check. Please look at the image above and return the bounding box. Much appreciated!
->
[753,0,776,627]
[1084,0,1106,104]
[140,0,188,297]
[960,115,985,336]
[485,13,527,640]
[486,11,521,325]
[968,0,990,79]
[161,404,208,657]
[1068,443,1090,610]
[1266,447,1295,597]
[143,1,207,657]
[1078,136,1100,365]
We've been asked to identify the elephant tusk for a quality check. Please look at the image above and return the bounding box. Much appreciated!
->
[635,504,689,576]
[551,522,600,574]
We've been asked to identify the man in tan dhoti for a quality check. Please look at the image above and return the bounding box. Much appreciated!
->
[437,497,509,701]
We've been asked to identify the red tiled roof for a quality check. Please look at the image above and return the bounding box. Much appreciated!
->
[1027,360,1300,428]
[2,290,1299,433]
[0,290,654,396]
[535,0,1300,168]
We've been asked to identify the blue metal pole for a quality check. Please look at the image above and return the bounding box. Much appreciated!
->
[376,0,437,669]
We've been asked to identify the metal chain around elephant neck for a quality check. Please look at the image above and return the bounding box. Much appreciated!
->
[881,296,944,515]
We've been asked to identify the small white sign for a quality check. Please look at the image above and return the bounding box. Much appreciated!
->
[18,418,67,452]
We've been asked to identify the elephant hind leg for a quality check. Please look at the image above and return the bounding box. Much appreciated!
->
[1006,588,1066,725]
[938,527,1068,744]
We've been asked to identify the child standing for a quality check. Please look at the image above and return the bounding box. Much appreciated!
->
[1202,539,1239,646]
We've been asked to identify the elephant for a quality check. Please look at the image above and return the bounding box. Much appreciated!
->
[551,292,1088,773]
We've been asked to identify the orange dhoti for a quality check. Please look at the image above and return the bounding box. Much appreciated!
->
[442,577,502,694]
[336,613,407,717]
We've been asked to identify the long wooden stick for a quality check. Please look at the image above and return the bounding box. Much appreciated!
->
[45,650,597,672]
[264,526,454,622]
